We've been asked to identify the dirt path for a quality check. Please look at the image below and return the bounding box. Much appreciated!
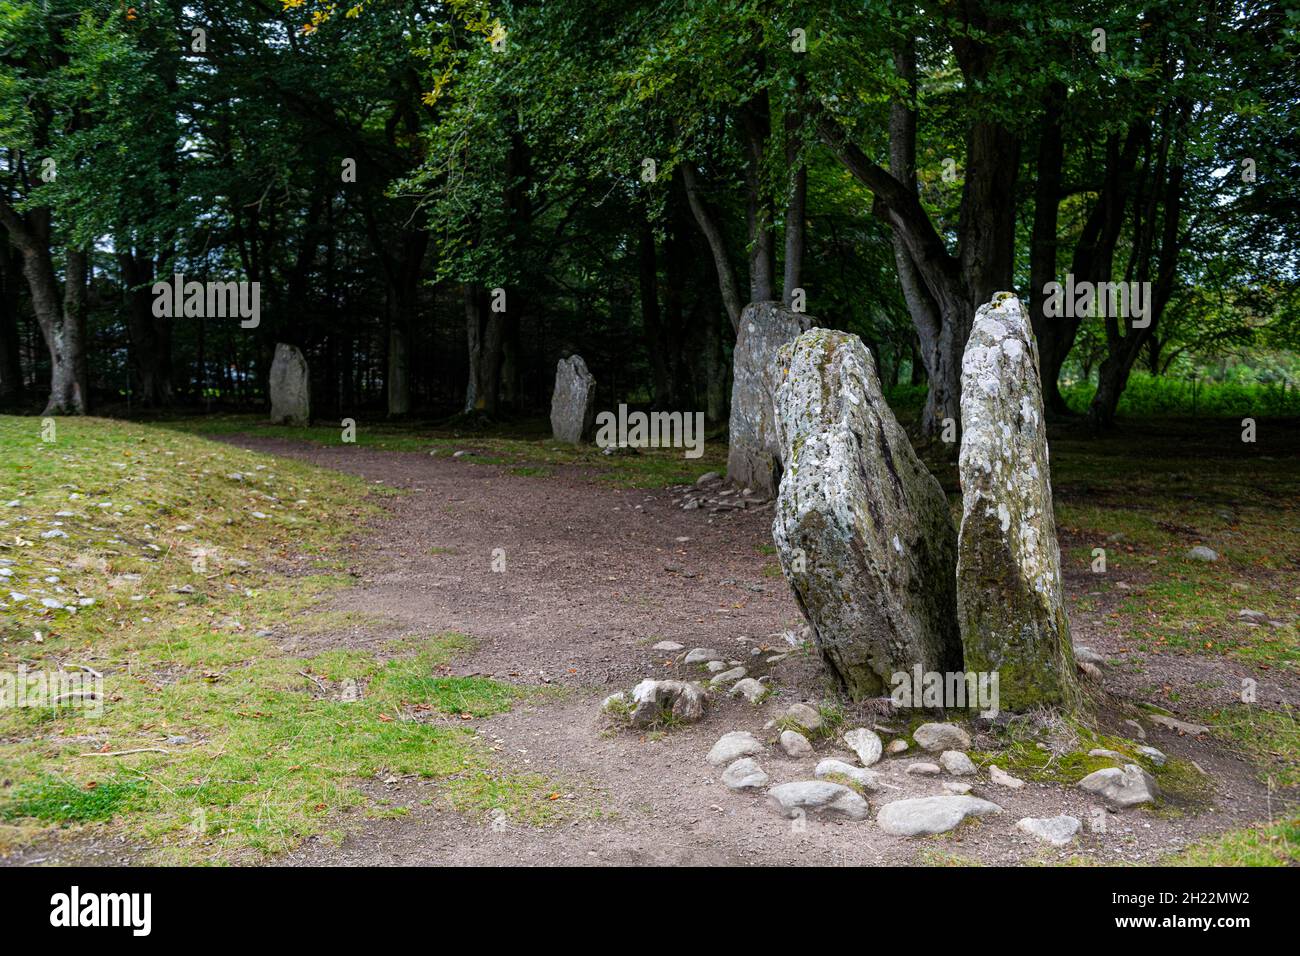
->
[212,437,1292,866]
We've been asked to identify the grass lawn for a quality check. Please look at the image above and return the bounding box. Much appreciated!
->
[0,415,564,863]
[160,412,730,489]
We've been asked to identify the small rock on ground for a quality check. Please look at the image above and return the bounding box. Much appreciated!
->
[876,795,1002,836]
[939,751,977,776]
[707,731,764,767]
[906,762,941,776]
[729,677,766,703]
[721,758,769,791]
[780,730,813,757]
[814,759,882,791]
[989,765,1025,789]
[913,722,972,752]
[1137,745,1167,767]
[783,702,823,732]
[1017,815,1081,847]
[1077,764,1159,808]
[767,781,870,821]
[843,728,883,766]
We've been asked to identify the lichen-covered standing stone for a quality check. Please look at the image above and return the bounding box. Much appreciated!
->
[269,343,311,426]
[727,301,814,494]
[957,294,1080,712]
[550,354,596,444]
[771,328,961,699]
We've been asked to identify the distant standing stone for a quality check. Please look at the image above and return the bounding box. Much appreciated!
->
[728,302,814,494]
[957,294,1079,712]
[269,343,311,425]
[550,354,597,444]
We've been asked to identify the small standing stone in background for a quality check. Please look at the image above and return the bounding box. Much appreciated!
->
[550,354,596,444]
[269,343,311,426]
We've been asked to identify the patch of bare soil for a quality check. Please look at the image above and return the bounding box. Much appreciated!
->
[14,436,1291,868]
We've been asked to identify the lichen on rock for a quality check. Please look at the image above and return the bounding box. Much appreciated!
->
[727,301,815,494]
[771,328,962,700]
[956,294,1080,712]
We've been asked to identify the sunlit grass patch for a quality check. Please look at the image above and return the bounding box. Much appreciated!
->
[1168,817,1300,866]
[0,417,565,863]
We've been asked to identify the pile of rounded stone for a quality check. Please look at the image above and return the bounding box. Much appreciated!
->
[670,472,773,515]
[706,716,1162,845]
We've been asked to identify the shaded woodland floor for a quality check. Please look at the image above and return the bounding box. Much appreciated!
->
[1,414,1296,866]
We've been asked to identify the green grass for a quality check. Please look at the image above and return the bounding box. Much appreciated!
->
[1168,817,1300,866]
[1063,373,1300,418]
[0,776,147,824]
[1197,704,1300,787]
[0,416,564,863]
[159,413,729,489]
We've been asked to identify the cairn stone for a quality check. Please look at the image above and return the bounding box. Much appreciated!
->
[771,328,961,699]
[727,302,814,495]
[550,354,596,444]
[268,343,311,426]
[957,294,1079,712]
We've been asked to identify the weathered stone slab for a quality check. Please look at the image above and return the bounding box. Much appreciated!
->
[727,301,814,494]
[767,781,869,820]
[771,328,961,699]
[550,354,596,444]
[957,294,1079,712]
[876,795,1002,836]
[269,343,311,425]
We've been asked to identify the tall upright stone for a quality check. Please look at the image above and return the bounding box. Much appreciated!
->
[771,328,962,700]
[268,343,311,426]
[727,301,814,495]
[550,354,596,444]
[957,293,1079,712]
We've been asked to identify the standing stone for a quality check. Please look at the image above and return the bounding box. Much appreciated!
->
[550,354,596,444]
[268,343,311,426]
[727,301,814,495]
[957,294,1080,712]
[771,328,961,699]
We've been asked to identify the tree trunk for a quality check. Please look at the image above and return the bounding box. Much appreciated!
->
[1028,82,1072,417]
[782,76,808,306]
[638,216,672,407]
[681,163,743,333]
[463,282,503,416]
[0,243,23,403]
[740,92,776,303]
